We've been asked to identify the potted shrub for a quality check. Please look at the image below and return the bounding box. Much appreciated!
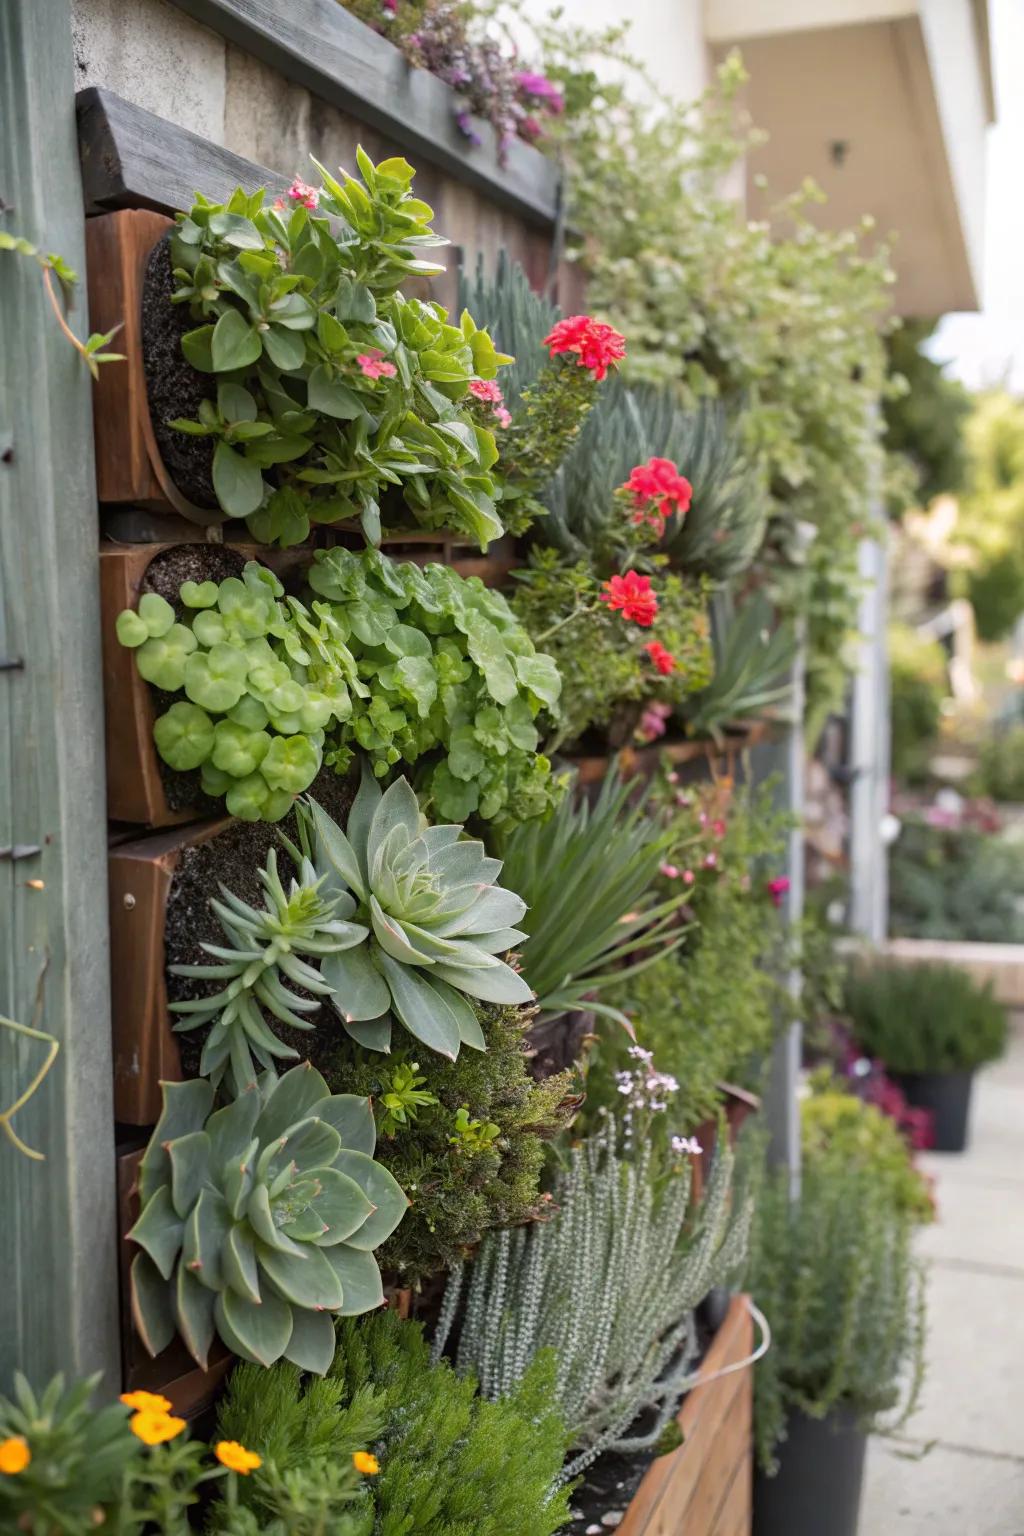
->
[748,1091,929,1536]
[844,959,1009,1151]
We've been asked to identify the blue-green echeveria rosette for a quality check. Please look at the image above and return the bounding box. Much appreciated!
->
[304,766,533,1059]
[128,1064,408,1376]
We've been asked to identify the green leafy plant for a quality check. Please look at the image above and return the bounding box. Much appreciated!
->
[118,551,563,828]
[681,588,796,742]
[217,1309,573,1535]
[438,1120,750,1480]
[304,767,532,1056]
[128,1064,408,1375]
[168,846,364,1096]
[582,775,789,1131]
[975,724,1024,803]
[377,1059,439,1135]
[306,545,562,824]
[321,1003,572,1284]
[802,1086,934,1223]
[889,621,946,781]
[510,549,712,750]
[748,1099,927,1471]
[844,959,1008,1074]
[0,1374,141,1535]
[165,150,511,547]
[888,812,1024,942]
[499,770,690,1025]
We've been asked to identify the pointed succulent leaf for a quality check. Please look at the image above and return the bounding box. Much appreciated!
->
[307,1166,376,1243]
[254,1062,332,1144]
[370,896,436,965]
[175,1261,217,1369]
[274,1116,343,1175]
[282,1307,337,1374]
[168,1131,212,1219]
[366,776,421,875]
[323,1245,386,1316]
[247,1181,307,1255]
[307,797,366,900]
[308,1092,377,1155]
[205,1091,261,1171]
[182,1187,232,1290]
[128,1184,184,1281]
[331,1149,409,1249]
[342,1012,393,1053]
[256,1242,345,1310]
[428,976,487,1050]
[215,1287,293,1367]
[321,942,391,1023]
[138,1078,214,1204]
[431,956,534,1005]
[376,951,461,1058]
[223,1221,261,1303]
[130,1253,176,1358]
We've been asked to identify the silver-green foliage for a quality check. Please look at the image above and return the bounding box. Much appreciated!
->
[129,1064,408,1377]
[308,767,533,1058]
[169,847,365,1096]
[435,1122,751,1480]
[682,588,797,743]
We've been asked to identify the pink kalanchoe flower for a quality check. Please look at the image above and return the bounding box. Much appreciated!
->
[493,406,512,429]
[712,818,727,839]
[682,869,695,885]
[703,851,719,871]
[287,178,320,210]
[637,700,672,743]
[659,863,681,879]
[468,378,504,404]
[272,196,286,211]
[767,875,791,908]
[356,350,397,381]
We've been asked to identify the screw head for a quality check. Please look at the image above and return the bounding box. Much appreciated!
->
[123,893,136,910]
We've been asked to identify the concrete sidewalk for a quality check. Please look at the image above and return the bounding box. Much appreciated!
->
[859,1026,1024,1535]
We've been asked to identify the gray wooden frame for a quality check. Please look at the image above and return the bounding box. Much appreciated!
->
[166,0,560,226]
[1,0,120,1387]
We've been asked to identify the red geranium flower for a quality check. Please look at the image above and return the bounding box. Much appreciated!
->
[644,640,677,675]
[766,876,790,908]
[623,458,693,526]
[543,315,626,382]
[599,571,658,627]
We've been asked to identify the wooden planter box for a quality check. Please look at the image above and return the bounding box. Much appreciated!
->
[617,1294,754,1536]
[568,721,773,790]
[109,819,229,1124]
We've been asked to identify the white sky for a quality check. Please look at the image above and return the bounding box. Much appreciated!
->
[931,0,1024,390]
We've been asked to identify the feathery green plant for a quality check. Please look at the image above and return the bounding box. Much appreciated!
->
[129,1064,408,1375]
[749,1105,927,1472]
[437,1121,751,1480]
[217,1310,573,1535]
[499,772,690,1025]
[844,959,1008,1074]
[169,847,364,1096]
[681,588,797,742]
[302,767,533,1057]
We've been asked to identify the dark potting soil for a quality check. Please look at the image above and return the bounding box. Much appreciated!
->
[141,544,250,813]
[164,765,357,1082]
[141,233,218,510]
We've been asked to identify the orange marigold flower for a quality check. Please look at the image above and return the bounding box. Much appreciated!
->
[0,1436,30,1475]
[353,1450,381,1475]
[120,1390,172,1414]
[130,1410,186,1446]
[216,1440,262,1475]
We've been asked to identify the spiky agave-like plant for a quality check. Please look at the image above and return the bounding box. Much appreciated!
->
[435,1122,751,1481]
[169,847,366,1097]
[305,767,533,1058]
[129,1063,408,1376]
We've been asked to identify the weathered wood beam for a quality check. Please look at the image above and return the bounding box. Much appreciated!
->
[166,0,559,226]
[0,0,120,1387]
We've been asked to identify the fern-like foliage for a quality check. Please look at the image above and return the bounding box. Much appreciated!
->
[436,1122,751,1481]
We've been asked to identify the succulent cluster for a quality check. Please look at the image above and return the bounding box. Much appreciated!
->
[118,551,563,826]
[129,1065,408,1375]
[169,847,363,1096]
[167,151,510,547]
[307,769,532,1056]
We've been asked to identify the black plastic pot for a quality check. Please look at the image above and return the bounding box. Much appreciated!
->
[753,1405,867,1536]
[895,1068,975,1152]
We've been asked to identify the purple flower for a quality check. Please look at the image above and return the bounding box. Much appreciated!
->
[455,108,483,147]
[516,71,565,112]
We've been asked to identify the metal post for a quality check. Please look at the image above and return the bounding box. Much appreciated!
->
[0,0,120,1387]
[848,535,891,943]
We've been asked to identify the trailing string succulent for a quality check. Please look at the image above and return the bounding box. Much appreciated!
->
[436,1120,751,1481]
[128,1064,408,1375]
[304,768,533,1056]
[117,550,562,827]
[165,149,511,547]
[168,846,363,1097]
